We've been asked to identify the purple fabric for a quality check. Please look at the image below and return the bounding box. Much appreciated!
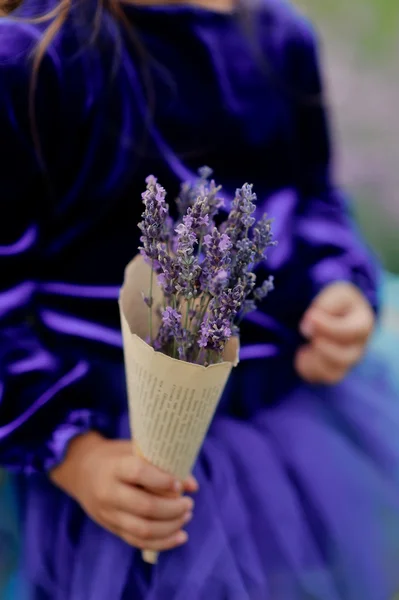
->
[1,0,398,598]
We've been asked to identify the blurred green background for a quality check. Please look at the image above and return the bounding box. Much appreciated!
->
[299,0,399,273]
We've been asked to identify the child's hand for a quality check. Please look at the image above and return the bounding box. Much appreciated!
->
[51,433,197,551]
[295,282,375,384]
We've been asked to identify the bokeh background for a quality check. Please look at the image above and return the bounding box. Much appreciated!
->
[299,0,399,274]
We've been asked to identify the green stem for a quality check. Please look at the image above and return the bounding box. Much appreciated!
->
[197,234,204,259]
[196,346,203,365]
[184,298,192,333]
[198,295,212,327]
[149,259,154,344]
[191,293,210,341]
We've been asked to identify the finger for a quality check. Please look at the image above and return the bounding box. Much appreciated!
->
[116,456,182,494]
[114,510,192,544]
[311,282,357,316]
[307,308,373,345]
[183,475,199,493]
[295,346,346,385]
[300,284,354,339]
[113,484,194,520]
[118,528,189,551]
[312,338,364,370]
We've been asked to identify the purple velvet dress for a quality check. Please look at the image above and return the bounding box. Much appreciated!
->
[1,0,399,598]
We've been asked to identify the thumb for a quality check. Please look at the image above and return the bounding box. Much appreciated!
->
[300,282,354,339]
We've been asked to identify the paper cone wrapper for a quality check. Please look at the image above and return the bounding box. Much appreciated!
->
[120,255,239,564]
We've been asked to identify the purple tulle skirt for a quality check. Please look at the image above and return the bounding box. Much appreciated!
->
[23,352,399,600]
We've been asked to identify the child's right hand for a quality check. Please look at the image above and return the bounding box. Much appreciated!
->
[50,432,196,552]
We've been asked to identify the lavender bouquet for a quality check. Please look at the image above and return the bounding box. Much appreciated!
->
[139,167,275,362]
[119,168,275,564]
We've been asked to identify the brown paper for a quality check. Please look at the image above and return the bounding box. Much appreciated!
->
[120,255,239,564]
[120,254,239,364]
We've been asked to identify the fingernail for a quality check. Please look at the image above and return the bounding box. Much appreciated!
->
[186,476,199,491]
[176,531,188,545]
[173,480,182,493]
[183,511,193,524]
[184,497,194,511]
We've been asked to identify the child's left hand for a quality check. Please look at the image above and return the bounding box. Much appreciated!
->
[295,282,375,384]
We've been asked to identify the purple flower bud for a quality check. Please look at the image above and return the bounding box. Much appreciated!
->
[176,167,224,221]
[225,183,257,244]
[186,199,210,235]
[198,166,213,180]
[253,276,275,302]
[252,214,277,264]
[209,269,229,296]
[157,244,178,298]
[201,228,232,293]
[138,176,171,263]
[230,238,256,289]
[198,313,232,352]
[198,318,211,349]
[162,306,182,329]
[175,222,197,254]
[175,217,201,299]
[217,282,245,320]
[154,306,189,359]
[219,233,232,252]
[142,294,153,308]
[241,299,257,315]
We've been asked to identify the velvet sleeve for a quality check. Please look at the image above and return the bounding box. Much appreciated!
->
[0,22,112,474]
[291,23,380,313]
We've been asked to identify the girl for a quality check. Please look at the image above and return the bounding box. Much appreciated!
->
[1,0,399,598]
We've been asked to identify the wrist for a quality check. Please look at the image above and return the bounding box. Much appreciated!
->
[50,431,107,500]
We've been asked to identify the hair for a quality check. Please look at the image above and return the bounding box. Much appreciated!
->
[0,0,157,169]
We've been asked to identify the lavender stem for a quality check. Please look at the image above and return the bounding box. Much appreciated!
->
[197,294,212,332]
[149,259,154,344]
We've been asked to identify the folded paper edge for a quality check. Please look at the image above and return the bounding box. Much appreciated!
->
[119,305,239,370]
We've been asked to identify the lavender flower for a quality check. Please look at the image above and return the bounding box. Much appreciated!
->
[157,244,178,298]
[175,219,197,255]
[224,184,257,244]
[234,238,256,275]
[253,276,275,302]
[138,176,170,263]
[210,269,229,296]
[201,228,232,293]
[217,283,246,319]
[186,198,210,237]
[252,214,276,264]
[175,219,201,299]
[176,167,211,217]
[176,167,224,221]
[162,306,182,331]
[240,299,257,317]
[142,293,153,308]
[201,179,224,221]
[198,165,213,180]
[198,314,231,353]
[237,276,274,322]
[155,307,188,359]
